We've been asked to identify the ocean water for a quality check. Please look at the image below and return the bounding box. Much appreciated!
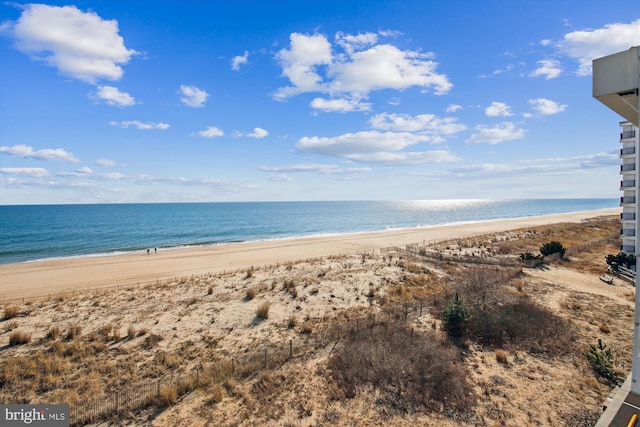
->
[0,199,618,265]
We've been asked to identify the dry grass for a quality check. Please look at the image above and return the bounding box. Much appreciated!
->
[328,321,473,414]
[495,349,509,365]
[46,325,61,340]
[159,385,177,406]
[3,320,18,332]
[66,325,82,340]
[9,329,32,346]
[283,279,297,298]
[255,302,270,320]
[3,305,20,320]
[245,288,256,300]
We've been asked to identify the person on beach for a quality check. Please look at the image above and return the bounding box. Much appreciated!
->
[154,247,157,254]
[147,248,150,255]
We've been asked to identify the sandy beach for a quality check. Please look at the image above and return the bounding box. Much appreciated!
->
[0,208,620,302]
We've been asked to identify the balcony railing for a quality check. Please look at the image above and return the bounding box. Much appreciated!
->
[621,180,636,189]
[621,147,636,156]
[621,130,637,139]
[621,164,636,172]
[621,196,636,204]
[621,212,637,220]
[621,229,636,237]
[621,244,636,253]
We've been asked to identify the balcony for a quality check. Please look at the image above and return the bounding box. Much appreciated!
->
[622,228,636,237]
[621,130,637,139]
[622,212,637,220]
[621,196,636,204]
[621,180,636,189]
[621,147,636,156]
[621,244,636,254]
[621,164,636,172]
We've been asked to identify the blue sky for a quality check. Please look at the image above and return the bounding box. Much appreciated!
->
[0,1,639,204]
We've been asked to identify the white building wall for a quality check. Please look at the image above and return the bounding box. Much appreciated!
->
[620,122,639,254]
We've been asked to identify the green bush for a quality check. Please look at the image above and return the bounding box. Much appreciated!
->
[606,252,636,270]
[443,292,469,339]
[585,339,617,384]
[520,252,544,267]
[540,241,566,257]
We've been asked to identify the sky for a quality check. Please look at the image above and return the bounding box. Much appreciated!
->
[0,1,639,205]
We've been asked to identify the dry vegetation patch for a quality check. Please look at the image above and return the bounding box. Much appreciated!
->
[328,321,473,415]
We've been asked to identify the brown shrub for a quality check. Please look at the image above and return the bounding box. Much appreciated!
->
[66,325,82,340]
[599,323,611,334]
[4,306,20,320]
[127,324,136,340]
[255,302,270,320]
[287,316,297,329]
[495,349,509,365]
[328,321,473,414]
[159,385,177,406]
[245,288,256,300]
[454,267,574,355]
[9,329,32,346]
[46,325,61,340]
[207,384,226,404]
[283,280,297,298]
[3,320,18,332]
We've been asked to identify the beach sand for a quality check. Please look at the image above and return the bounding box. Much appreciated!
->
[0,208,620,302]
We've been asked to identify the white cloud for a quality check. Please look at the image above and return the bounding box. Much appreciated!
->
[540,39,552,46]
[465,122,526,145]
[330,43,452,95]
[109,120,170,130]
[259,163,372,175]
[96,158,124,167]
[446,104,462,113]
[310,97,371,112]
[260,164,337,173]
[295,130,459,165]
[529,59,562,80]
[479,64,514,78]
[528,98,567,115]
[557,18,640,76]
[77,166,93,174]
[197,126,225,138]
[275,33,332,98]
[265,174,293,182]
[485,102,513,117]
[274,31,452,102]
[0,144,80,162]
[3,4,136,83]
[179,85,209,107]
[231,51,249,71]
[246,127,269,138]
[94,85,135,106]
[369,113,466,139]
[335,31,378,53]
[0,167,49,177]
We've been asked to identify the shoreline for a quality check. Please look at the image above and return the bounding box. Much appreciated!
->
[0,208,620,302]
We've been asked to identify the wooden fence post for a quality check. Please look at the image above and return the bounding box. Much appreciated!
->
[289,339,293,359]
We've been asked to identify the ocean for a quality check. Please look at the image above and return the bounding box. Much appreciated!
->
[0,199,619,265]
